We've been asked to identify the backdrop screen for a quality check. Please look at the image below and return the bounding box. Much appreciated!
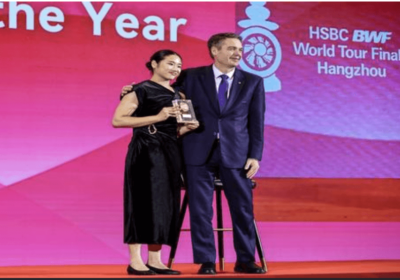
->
[1,2,399,188]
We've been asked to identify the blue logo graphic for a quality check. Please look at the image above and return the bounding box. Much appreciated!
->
[238,2,282,92]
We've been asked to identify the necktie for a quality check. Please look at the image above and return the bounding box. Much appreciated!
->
[218,74,229,110]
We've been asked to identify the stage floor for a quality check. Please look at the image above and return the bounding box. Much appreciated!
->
[1,261,400,278]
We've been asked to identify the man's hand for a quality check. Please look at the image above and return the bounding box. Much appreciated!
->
[244,158,259,179]
[121,84,134,98]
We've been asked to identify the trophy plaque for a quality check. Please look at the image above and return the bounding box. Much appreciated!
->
[172,100,197,123]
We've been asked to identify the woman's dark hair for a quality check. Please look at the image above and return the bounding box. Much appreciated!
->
[145,50,182,73]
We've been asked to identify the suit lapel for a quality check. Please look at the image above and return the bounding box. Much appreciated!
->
[222,69,245,115]
[200,65,220,114]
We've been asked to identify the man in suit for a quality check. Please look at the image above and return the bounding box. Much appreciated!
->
[121,33,265,274]
[177,33,265,274]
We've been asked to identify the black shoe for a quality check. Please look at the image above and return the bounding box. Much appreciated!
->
[127,265,157,275]
[146,264,181,275]
[198,262,216,274]
[234,262,266,274]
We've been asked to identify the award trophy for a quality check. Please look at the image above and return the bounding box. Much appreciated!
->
[172,100,197,123]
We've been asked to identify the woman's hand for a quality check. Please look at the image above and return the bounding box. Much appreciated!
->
[157,107,180,121]
[178,121,199,137]
[185,121,199,131]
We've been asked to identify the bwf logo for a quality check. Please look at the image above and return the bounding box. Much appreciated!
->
[352,30,392,44]
[309,27,392,44]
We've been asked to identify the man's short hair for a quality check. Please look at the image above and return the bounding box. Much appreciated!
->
[207,33,242,59]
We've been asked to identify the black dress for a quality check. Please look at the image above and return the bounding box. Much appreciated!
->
[123,80,181,246]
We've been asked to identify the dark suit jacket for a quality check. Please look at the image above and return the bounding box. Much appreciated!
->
[175,65,265,169]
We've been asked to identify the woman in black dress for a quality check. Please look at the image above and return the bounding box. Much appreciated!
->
[112,50,198,275]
